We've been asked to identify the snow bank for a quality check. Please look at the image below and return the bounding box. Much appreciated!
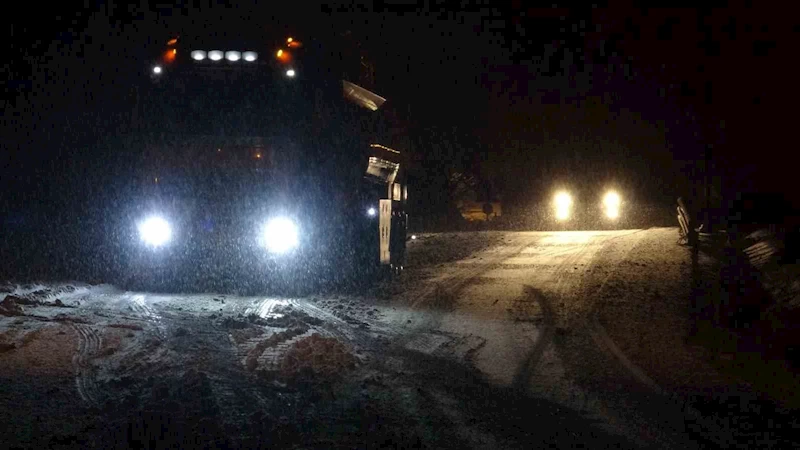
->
[1,282,93,305]
[741,230,800,311]
[279,333,356,380]
[0,296,24,316]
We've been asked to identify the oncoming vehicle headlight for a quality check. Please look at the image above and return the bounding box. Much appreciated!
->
[603,191,621,219]
[554,191,573,221]
[138,216,172,247]
[262,217,299,254]
[208,50,223,61]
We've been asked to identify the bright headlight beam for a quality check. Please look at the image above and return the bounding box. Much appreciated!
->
[208,50,223,61]
[367,207,377,217]
[603,191,621,219]
[152,65,162,74]
[191,50,206,61]
[603,191,621,208]
[286,69,296,77]
[554,191,572,221]
[225,51,241,62]
[262,217,299,254]
[138,216,172,247]
[243,51,257,62]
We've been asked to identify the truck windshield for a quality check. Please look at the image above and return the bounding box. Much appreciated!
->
[142,69,320,137]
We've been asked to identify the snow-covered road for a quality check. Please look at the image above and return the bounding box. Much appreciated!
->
[394,229,695,448]
[1,228,796,449]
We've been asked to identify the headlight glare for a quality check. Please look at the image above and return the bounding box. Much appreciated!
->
[138,216,172,247]
[603,191,621,219]
[262,217,299,254]
[554,191,572,221]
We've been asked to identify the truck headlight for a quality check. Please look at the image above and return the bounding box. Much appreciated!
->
[554,191,573,221]
[262,217,299,254]
[603,191,621,219]
[138,216,172,247]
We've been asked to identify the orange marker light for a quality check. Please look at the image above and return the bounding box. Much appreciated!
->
[167,38,178,46]
[276,49,291,63]
[287,37,293,43]
[164,49,176,62]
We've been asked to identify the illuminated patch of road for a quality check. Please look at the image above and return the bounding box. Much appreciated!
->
[129,294,167,339]
[408,230,643,399]
[244,297,291,319]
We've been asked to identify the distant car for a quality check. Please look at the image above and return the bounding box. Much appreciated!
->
[547,189,627,229]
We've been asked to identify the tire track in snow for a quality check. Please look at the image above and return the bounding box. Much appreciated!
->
[409,233,600,385]
[266,298,369,348]
[100,293,171,388]
[240,298,369,373]
[72,323,103,406]
[578,230,662,391]
[402,233,605,378]
[503,230,681,448]
[546,235,600,330]
[509,234,601,389]
[588,315,662,393]
[533,230,650,389]
[512,287,556,390]
[502,231,638,393]
[128,294,167,339]
[561,230,692,449]
[539,229,645,331]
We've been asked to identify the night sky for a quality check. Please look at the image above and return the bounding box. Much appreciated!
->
[4,3,799,218]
